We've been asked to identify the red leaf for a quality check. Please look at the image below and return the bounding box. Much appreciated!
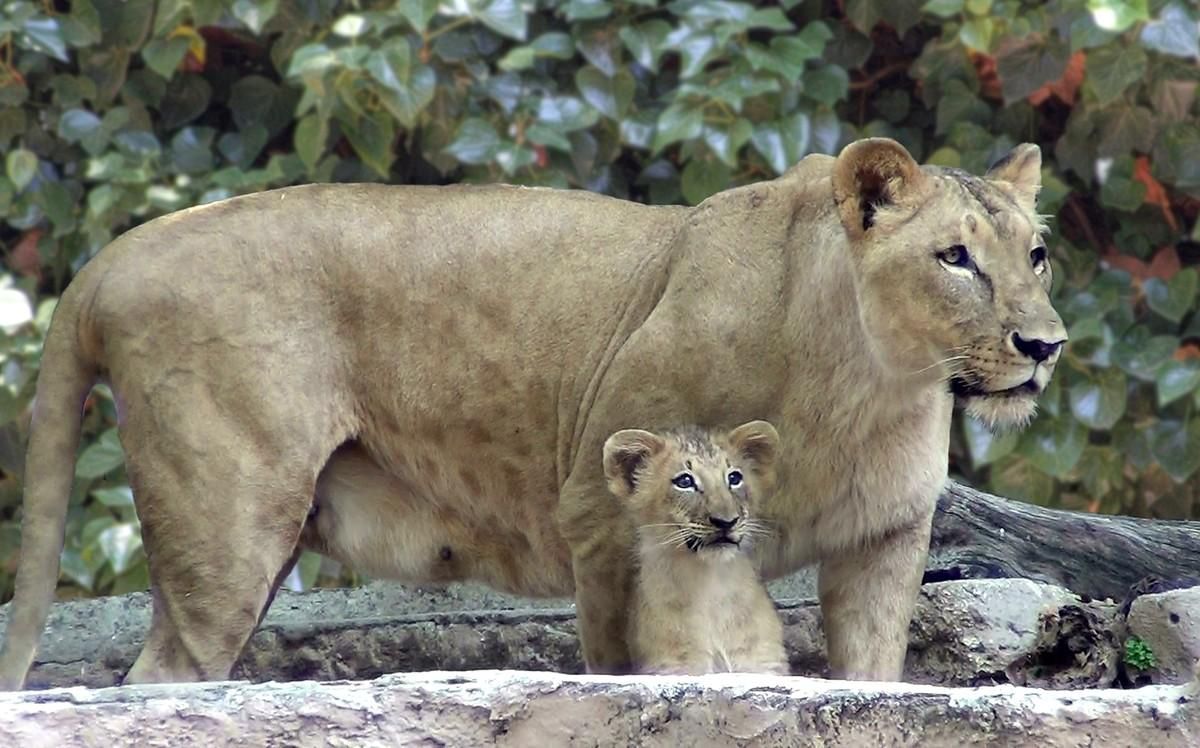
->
[1133,156,1180,233]
[1028,51,1086,106]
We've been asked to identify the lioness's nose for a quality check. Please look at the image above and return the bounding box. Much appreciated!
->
[709,515,737,531]
[1012,332,1064,363]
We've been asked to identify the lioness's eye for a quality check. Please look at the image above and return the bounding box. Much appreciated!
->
[1031,246,1048,272]
[937,244,974,270]
[727,470,744,488]
[672,473,696,490]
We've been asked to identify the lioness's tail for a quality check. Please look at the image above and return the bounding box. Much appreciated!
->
[0,290,96,690]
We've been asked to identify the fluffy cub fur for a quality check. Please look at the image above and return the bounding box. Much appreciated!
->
[603,421,787,675]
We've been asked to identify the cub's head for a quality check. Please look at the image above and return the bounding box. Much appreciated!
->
[602,420,779,558]
[831,137,1067,428]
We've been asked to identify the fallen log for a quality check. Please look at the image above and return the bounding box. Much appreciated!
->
[928,481,1200,600]
[1,670,1195,747]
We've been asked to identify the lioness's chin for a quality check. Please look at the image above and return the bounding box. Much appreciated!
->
[962,394,1038,430]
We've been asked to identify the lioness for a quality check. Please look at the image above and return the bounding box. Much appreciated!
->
[0,138,1064,688]
[604,421,788,676]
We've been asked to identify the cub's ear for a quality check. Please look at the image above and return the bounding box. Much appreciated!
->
[728,420,780,475]
[832,137,928,241]
[602,429,666,499]
[986,143,1041,211]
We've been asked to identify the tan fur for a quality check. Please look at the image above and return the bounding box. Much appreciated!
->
[0,138,1065,689]
[603,422,787,676]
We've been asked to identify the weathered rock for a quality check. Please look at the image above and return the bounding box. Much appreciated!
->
[906,579,1120,689]
[2,578,1129,691]
[1,670,1195,747]
[1127,586,1200,685]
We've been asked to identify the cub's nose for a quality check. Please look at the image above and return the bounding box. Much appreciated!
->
[708,515,737,531]
[1012,332,1064,363]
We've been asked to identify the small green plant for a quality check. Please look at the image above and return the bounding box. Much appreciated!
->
[1124,636,1158,671]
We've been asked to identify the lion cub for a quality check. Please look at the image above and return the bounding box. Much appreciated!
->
[602,420,788,676]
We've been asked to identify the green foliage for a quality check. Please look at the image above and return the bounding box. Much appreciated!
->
[0,0,1196,598]
[1123,636,1157,671]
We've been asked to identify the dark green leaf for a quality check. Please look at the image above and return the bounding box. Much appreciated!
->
[620,21,670,71]
[445,118,501,164]
[96,522,142,575]
[159,75,211,130]
[232,0,279,34]
[922,0,964,18]
[340,111,396,177]
[575,67,634,120]
[141,36,189,79]
[1087,0,1149,33]
[92,485,134,508]
[476,0,527,41]
[750,113,811,174]
[537,96,598,132]
[651,104,704,153]
[170,126,215,174]
[1068,368,1127,430]
[962,416,1018,468]
[1145,269,1198,323]
[1112,332,1177,381]
[294,113,328,171]
[57,109,105,154]
[1157,360,1200,407]
[76,428,124,479]
[680,157,731,205]
[21,17,69,62]
[1152,418,1200,483]
[803,66,849,107]
[218,125,268,168]
[397,0,439,31]
[1085,44,1147,106]
[994,33,1070,104]
[565,0,612,21]
[1019,414,1086,478]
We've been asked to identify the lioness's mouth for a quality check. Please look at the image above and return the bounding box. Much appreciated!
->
[949,377,1040,399]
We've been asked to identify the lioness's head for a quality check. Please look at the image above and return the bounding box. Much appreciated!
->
[602,421,779,558]
[831,138,1067,428]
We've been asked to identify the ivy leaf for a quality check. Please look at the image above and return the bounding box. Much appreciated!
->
[1157,360,1200,407]
[340,110,396,177]
[57,109,106,154]
[923,0,965,18]
[962,416,1019,468]
[1086,0,1149,32]
[475,0,527,41]
[445,117,501,164]
[1019,415,1086,478]
[294,113,328,171]
[97,522,143,575]
[1140,3,1199,58]
[20,17,69,62]
[651,103,704,153]
[6,149,37,192]
[536,96,597,132]
[92,486,134,508]
[1145,268,1198,323]
[76,428,125,480]
[750,113,811,174]
[232,0,279,34]
[1068,368,1127,430]
[1151,418,1200,483]
[141,36,189,79]
[397,0,439,31]
[620,20,670,72]
[803,66,850,107]
[994,33,1071,104]
[575,67,634,120]
[680,157,731,205]
[1086,44,1147,106]
[1112,332,1177,381]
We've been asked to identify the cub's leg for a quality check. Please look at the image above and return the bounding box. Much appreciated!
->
[817,514,933,681]
[118,399,340,684]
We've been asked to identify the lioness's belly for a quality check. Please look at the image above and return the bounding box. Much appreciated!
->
[302,443,575,597]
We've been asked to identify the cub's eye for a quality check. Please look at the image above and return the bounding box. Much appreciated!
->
[1031,246,1048,273]
[727,470,744,488]
[937,244,974,270]
[671,473,696,491]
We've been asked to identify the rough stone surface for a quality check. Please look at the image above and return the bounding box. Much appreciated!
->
[1128,587,1200,685]
[0,670,1195,747]
[1,578,1127,692]
[907,579,1120,689]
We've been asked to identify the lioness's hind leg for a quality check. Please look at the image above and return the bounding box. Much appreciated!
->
[118,401,335,684]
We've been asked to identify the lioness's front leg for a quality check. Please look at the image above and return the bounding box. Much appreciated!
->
[558,483,637,674]
[817,511,933,681]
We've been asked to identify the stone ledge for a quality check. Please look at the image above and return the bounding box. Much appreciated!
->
[1,670,1195,747]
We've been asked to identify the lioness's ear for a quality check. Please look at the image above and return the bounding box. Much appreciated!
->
[728,420,780,472]
[986,143,1041,211]
[832,137,927,241]
[602,429,666,499]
